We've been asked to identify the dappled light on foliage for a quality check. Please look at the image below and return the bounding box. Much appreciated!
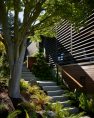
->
[0,42,5,52]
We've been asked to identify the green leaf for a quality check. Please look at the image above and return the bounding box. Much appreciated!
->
[7,110,21,118]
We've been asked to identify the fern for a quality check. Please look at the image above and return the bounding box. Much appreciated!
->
[0,103,8,111]
[19,102,37,118]
[7,110,21,118]
[20,79,30,91]
[79,93,88,111]
[25,110,30,118]
[68,112,84,118]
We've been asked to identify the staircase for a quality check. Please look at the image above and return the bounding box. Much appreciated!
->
[37,81,79,114]
[22,65,91,117]
[22,65,37,82]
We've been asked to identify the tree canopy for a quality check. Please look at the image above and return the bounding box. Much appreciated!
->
[0,0,94,41]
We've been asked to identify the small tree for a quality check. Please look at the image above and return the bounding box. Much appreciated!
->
[0,0,94,98]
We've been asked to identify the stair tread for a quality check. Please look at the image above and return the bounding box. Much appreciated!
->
[81,116,91,118]
[63,107,79,114]
[52,100,71,104]
[43,86,61,91]
[37,81,56,83]
[43,86,60,87]
[52,95,67,97]
[47,90,64,92]
[63,106,78,110]
[52,101,71,107]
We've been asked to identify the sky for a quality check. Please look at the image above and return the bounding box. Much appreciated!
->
[19,12,23,22]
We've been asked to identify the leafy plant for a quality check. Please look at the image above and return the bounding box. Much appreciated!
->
[0,52,10,77]
[20,79,30,92]
[27,85,41,95]
[0,77,8,92]
[79,93,88,111]
[51,102,70,118]
[43,102,84,118]
[25,110,30,118]
[67,112,84,118]
[65,89,94,114]
[7,110,21,118]
[32,52,53,80]
[0,103,8,111]
[65,89,81,106]
[79,93,94,113]
[31,91,52,111]
[19,102,37,118]
[20,79,51,111]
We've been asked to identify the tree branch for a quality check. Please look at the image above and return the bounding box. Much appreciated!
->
[18,0,46,46]
[0,0,14,69]
[13,0,20,42]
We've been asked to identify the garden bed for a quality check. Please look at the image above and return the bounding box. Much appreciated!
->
[0,79,93,118]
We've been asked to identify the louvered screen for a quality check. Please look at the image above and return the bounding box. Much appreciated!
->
[56,13,94,65]
[56,21,74,65]
[72,13,94,63]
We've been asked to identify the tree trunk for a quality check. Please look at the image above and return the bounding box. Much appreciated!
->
[9,61,22,98]
[8,40,26,98]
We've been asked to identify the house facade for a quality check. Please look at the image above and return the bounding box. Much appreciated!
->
[40,13,94,93]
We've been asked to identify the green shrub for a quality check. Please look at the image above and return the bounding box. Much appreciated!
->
[20,79,30,91]
[0,77,8,91]
[66,89,94,114]
[0,52,10,77]
[43,102,84,118]
[7,110,21,118]
[32,52,53,80]
[0,103,8,111]
[19,102,37,118]
[20,79,51,111]
[31,92,52,111]
[79,93,94,113]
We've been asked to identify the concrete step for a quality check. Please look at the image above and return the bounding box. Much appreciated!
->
[43,86,61,91]
[22,77,36,80]
[22,74,35,77]
[63,107,79,114]
[22,68,30,72]
[52,100,71,107]
[52,96,68,102]
[37,81,57,86]
[36,80,79,114]
[22,71,30,73]
[47,90,65,96]
[81,116,91,118]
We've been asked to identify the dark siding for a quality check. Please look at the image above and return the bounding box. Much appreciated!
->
[40,36,57,66]
[40,13,94,93]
